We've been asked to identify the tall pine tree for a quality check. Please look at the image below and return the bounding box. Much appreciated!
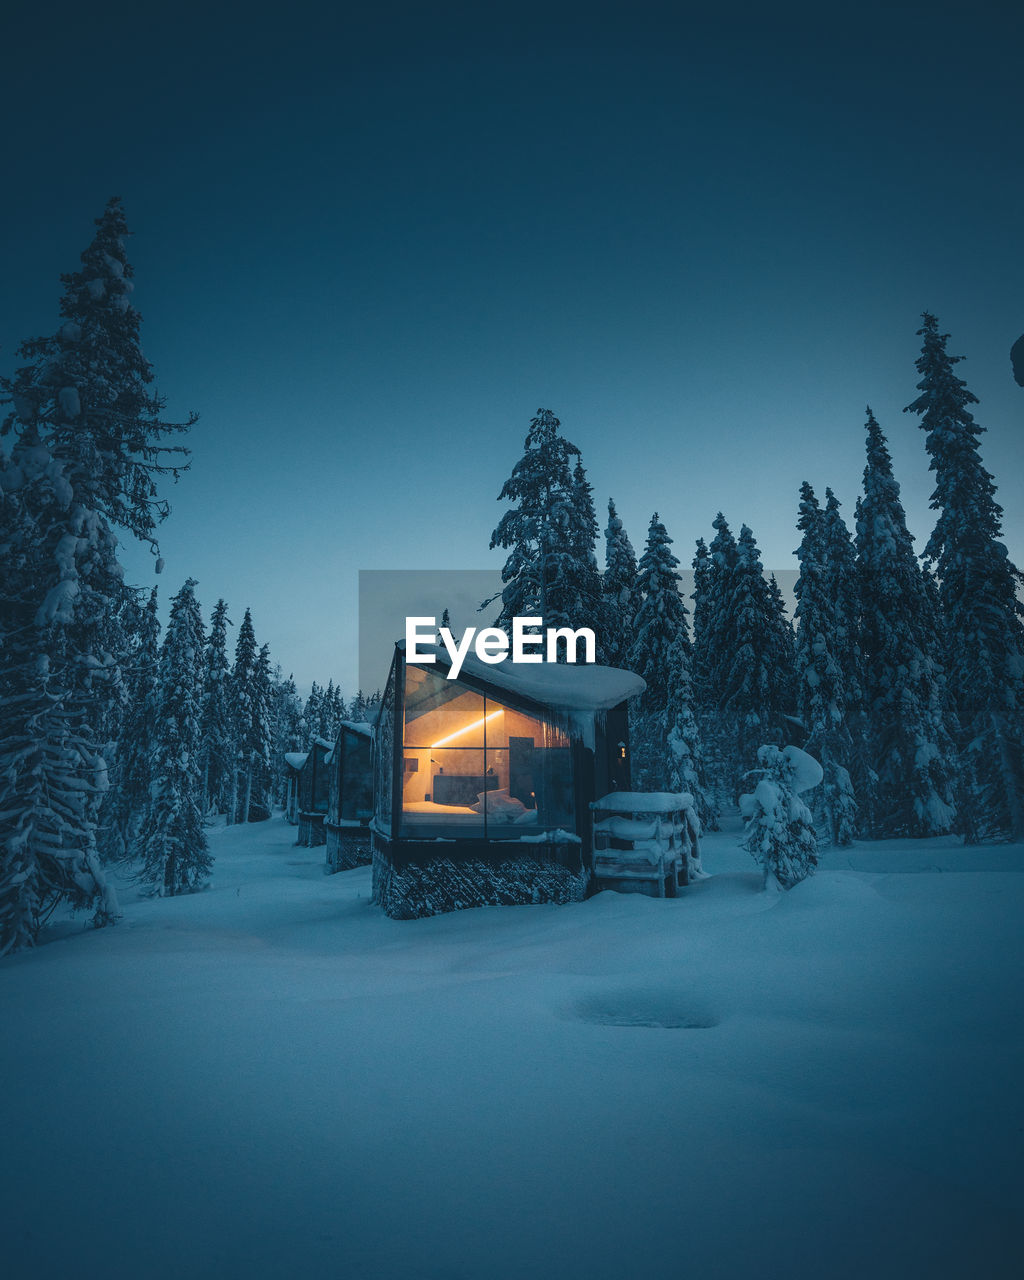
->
[855,408,960,836]
[821,487,872,821]
[231,609,263,823]
[719,524,794,796]
[102,585,161,861]
[793,483,858,846]
[199,599,233,815]
[139,580,210,895]
[489,409,587,633]
[905,314,1024,838]
[694,516,742,812]
[603,498,642,669]
[628,515,713,825]
[0,198,193,949]
[0,430,120,950]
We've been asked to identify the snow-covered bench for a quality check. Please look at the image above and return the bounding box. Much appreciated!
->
[590,792,703,898]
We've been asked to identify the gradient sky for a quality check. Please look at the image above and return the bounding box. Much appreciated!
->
[2,0,1021,695]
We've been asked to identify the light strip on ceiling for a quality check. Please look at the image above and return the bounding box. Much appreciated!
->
[431,709,501,748]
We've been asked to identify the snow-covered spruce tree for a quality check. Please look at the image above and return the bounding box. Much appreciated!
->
[0,199,193,948]
[603,498,642,669]
[793,483,858,846]
[741,745,819,890]
[99,585,161,862]
[247,644,275,821]
[323,679,345,740]
[719,524,795,797]
[488,409,587,634]
[566,457,608,658]
[93,584,150,861]
[690,537,714,694]
[139,579,210,895]
[348,689,368,724]
[904,314,1024,839]
[855,408,960,836]
[630,515,692,708]
[627,515,713,825]
[5,197,194,549]
[665,637,714,837]
[0,431,121,951]
[694,515,742,810]
[271,670,304,806]
[820,487,871,817]
[231,609,273,823]
[199,598,233,815]
[304,681,324,740]
[765,573,796,701]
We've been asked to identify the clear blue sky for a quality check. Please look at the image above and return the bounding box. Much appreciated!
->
[2,0,1021,695]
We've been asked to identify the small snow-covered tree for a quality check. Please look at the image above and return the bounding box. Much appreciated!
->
[602,498,642,669]
[138,579,210,895]
[793,483,858,846]
[905,314,1024,839]
[856,408,960,836]
[741,745,819,890]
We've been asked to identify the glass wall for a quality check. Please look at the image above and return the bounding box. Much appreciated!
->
[338,731,374,822]
[373,672,395,833]
[310,742,332,814]
[400,665,574,841]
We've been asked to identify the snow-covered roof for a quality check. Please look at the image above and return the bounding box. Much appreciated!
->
[284,752,309,772]
[338,719,373,739]
[397,641,644,713]
[313,736,334,750]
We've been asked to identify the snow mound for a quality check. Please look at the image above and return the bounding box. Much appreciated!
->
[782,744,823,793]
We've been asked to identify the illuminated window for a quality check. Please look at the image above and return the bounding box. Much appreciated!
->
[398,665,574,840]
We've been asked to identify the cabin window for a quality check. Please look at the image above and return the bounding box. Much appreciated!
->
[399,665,574,840]
[374,674,395,833]
[338,733,374,821]
[311,744,331,813]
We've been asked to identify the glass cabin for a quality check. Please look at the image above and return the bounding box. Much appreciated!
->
[371,641,644,917]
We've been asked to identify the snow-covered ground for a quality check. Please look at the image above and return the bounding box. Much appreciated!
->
[2,819,1022,1280]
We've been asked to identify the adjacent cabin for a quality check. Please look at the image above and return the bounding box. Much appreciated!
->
[370,640,645,919]
[325,719,375,872]
[295,736,334,847]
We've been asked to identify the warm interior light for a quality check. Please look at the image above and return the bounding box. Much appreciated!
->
[431,709,501,748]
